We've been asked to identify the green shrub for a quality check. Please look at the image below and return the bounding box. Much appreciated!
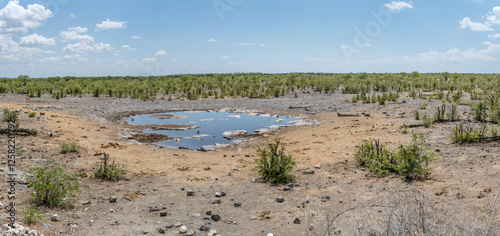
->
[420,103,428,110]
[94,153,126,181]
[3,108,18,123]
[23,161,83,208]
[422,114,434,128]
[414,109,420,120]
[450,122,488,143]
[60,141,79,154]
[446,104,459,121]
[434,104,446,122]
[23,206,45,225]
[490,124,499,140]
[253,138,296,183]
[355,134,437,179]
[473,101,488,122]
[28,112,36,118]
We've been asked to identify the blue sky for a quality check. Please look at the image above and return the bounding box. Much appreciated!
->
[1,0,500,77]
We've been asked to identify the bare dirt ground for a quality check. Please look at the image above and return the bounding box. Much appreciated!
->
[0,92,498,235]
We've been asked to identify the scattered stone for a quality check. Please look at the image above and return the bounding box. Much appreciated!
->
[250,216,257,220]
[211,214,221,222]
[347,180,353,184]
[158,227,166,234]
[305,170,315,174]
[251,178,257,183]
[179,225,187,234]
[283,186,291,191]
[187,190,195,196]
[368,184,373,188]
[314,164,321,169]
[149,205,158,212]
[51,214,61,222]
[109,196,118,203]
[215,192,222,197]
[277,197,285,203]
[186,230,195,236]
[321,195,330,202]
[211,197,221,204]
[160,211,168,217]
[234,202,241,207]
[207,229,218,236]
[435,148,440,152]
[206,210,212,215]
[165,224,174,228]
[174,222,182,227]
[293,218,301,224]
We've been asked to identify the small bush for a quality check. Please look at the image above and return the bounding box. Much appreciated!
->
[422,114,434,128]
[23,161,83,208]
[355,134,437,179]
[3,108,18,123]
[253,138,296,183]
[446,104,459,121]
[490,124,499,140]
[23,206,45,225]
[414,109,420,120]
[94,153,126,181]
[60,141,79,154]
[450,122,488,143]
[434,104,446,122]
[28,112,36,118]
[473,101,488,122]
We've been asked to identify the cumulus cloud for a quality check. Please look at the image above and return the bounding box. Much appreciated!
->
[0,0,52,35]
[155,50,167,56]
[63,42,112,53]
[384,1,413,12]
[142,57,156,62]
[19,34,56,47]
[122,45,136,50]
[131,36,141,39]
[60,27,94,43]
[38,56,60,62]
[488,33,500,39]
[69,13,75,18]
[208,38,217,43]
[459,17,493,31]
[460,6,500,32]
[220,56,230,59]
[96,18,126,31]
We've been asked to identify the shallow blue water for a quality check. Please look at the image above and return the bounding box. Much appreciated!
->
[126,111,299,150]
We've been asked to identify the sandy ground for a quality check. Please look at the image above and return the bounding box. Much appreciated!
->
[0,93,498,235]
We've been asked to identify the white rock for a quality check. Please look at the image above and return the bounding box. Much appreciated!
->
[255,128,269,134]
[267,234,274,236]
[207,229,218,236]
[228,115,241,119]
[314,164,321,169]
[179,225,187,234]
[222,130,247,136]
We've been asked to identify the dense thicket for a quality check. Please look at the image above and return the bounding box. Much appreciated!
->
[1,72,499,102]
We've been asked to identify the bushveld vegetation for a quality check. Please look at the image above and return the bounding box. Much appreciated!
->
[0,72,497,102]
[355,133,438,179]
[254,138,296,183]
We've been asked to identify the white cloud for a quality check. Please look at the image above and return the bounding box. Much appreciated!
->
[208,38,217,43]
[38,56,60,62]
[487,6,500,25]
[234,43,255,46]
[227,61,246,65]
[483,41,492,45]
[384,1,413,12]
[340,45,349,49]
[69,13,75,18]
[60,27,94,43]
[155,50,167,56]
[261,44,267,47]
[122,45,136,50]
[63,54,83,60]
[63,42,112,53]
[220,56,230,59]
[96,18,126,31]
[131,36,141,39]
[142,57,156,62]
[19,34,56,47]
[459,17,493,31]
[0,0,52,35]
[488,33,500,39]
[0,35,45,61]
